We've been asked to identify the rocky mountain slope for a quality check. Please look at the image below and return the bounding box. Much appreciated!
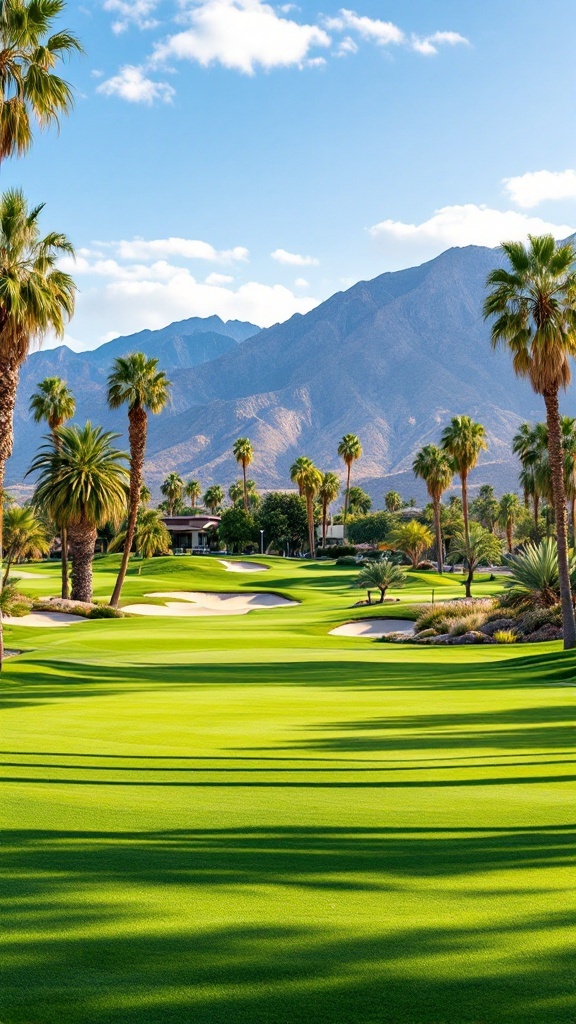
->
[11,244,575,501]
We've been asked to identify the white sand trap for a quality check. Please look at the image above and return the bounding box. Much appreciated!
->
[10,570,51,579]
[219,560,268,573]
[3,610,86,628]
[330,618,415,638]
[124,590,296,617]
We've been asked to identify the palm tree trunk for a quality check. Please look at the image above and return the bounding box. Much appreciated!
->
[533,493,540,530]
[242,460,248,513]
[60,526,70,599]
[461,469,469,544]
[571,496,576,548]
[322,499,327,548]
[378,588,385,604]
[0,356,20,670]
[307,494,315,557]
[543,390,576,650]
[465,566,473,598]
[343,463,351,535]
[68,522,97,603]
[2,545,14,587]
[506,522,512,553]
[110,407,146,608]
[433,497,443,573]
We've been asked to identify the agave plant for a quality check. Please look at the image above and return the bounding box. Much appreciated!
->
[504,538,576,607]
[354,559,406,603]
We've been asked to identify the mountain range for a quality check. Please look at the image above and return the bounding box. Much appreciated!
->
[11,243,576,504]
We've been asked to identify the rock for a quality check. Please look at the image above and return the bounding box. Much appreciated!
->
[451,631,495,645]
[429,633,452,645]
[523,624,563,643]
[479,617,516,637]
[413,628,438,640]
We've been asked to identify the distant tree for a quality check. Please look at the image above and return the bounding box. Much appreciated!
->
[469,484,499,533]
[29,375,75,598]
[161,472,184,516]
[139,483,151,508]
[218,506,256,552]
[318,471,340,547]
[228,480,244,506]
[338,433,362,530]
[2,505,50,585]
[257,492,308,555]
[412,444,453,573]
[185,479,201,509]
[233,437,254,512]
[498,493,522,553]
[107,352,171,607]
[354,559,406,604]
[449,523,502,598]
[204,485,224,514]
[30,423,128,603]
[290,456,313,496]
[384,491,403,513]
[441,415,487,544]
[110,508,171,559]
[346,511,396,546]
[347,485,372,516]
[300,462,323,557]
[484,233,576,649]
[388,520,434,569]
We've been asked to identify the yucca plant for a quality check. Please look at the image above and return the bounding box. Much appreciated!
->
[354,559,406,603]
[504,537,574,607]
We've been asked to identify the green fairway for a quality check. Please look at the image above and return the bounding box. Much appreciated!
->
[1,556,575,1024]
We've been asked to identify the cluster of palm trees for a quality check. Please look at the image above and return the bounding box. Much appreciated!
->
[288,434,362,556]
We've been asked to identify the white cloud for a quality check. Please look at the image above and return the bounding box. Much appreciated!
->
[369,203,575,249]
[205,272,234,285]
[111,236,249,262]
[152,0,330,74]
[103,0,159,33]
[294,277,309,288]
[336,35,358,56]
[503,169,576,209]
[324,9,404,46]
[97,65,175,104]
[271,247,319,266]
[410,30,469,55]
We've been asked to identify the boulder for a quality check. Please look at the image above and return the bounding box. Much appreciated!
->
[451,631,495,645]
[522,624,563,643]
[479,617,516,637]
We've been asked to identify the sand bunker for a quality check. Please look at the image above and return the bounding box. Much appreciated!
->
[124,591,296,617]
[219,560,268,573]
[330,618,415,638]
[10,570,51,579]
[3,610,86,628]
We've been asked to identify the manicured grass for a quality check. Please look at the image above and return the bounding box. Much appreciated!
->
[1,556,575,1023]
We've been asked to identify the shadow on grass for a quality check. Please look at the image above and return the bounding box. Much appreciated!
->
[2,826,575,1024]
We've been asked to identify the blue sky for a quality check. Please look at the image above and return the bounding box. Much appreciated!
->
[6,0,576,347]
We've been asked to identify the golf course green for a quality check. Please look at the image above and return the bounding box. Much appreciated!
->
[1,555,575,1024]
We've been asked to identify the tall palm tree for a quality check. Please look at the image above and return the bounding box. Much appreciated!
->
[337,433,362,531]
[185,479,201,509]
[0,0,82,163]
[412,444,453,573]
[107,353,170,608]
[161,472,184,516]
[384,490,403,513]
[498,493,522,553]
[203,485,224,514]
[440,415,487,544]
[513,421,548,527]
[0,189,75,666]
[484,234,576,649]
[29,423,128,603]
[29,375,75,597]
[318,471,340,547]
[232,437,254,512]
[300,462,322,557]
[290,456,312,496]
[2,503,49,585]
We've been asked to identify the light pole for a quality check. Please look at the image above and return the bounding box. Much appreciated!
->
[260,529,264,555]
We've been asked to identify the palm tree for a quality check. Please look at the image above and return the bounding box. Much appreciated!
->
[2,504,49,585]
[110,508,171,560]
[0,189,75,666]
[412,444,453,573]
[484,234,576,649]
[204,485,224,514]
[347,486,372,515]
[318,471,340,547]
[29,423,128,603]
[388,520,434,569]
[449,523,502,598]
[185,479,201,509]
[338,433,362,531]
[300,462,322,557]
[161,472,184,516]
[0,0,82,163]
[384,490,403,513]
[498,493,522,553]
[512,421,548,526]
[232,438,254,512]
[441,415,487,544]
[29,375,75,597]
[289,456,312,496]
[354,560,406,604]
[139,483,151,508]
[228,480,244,506]
[107,353,170,608]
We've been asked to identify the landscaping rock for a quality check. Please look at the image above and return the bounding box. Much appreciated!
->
[451,630,496,645]
[521,624,563,643]
[479,618,516,637]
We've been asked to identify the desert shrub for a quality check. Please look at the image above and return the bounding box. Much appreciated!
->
[317,545,357,558]
[493,630,518,644]
[415,598,497,634]
[515,604,562,635]
[0,582,32,617]
[414,627,438,639]
[448,612,487,636]
[336,555,358,565]
[504,538,574,607]
[88,604,124,619]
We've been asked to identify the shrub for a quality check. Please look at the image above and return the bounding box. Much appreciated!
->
[448,612,487,636]
[504,538,573,607]
[415,598,496,634]
[417,560,435,571]
[0,582,32,617]
[88,604,124,619]
[493,630,518,644]
[515,604,562,635]
[336,555,358,565]
[317,545,357,558]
